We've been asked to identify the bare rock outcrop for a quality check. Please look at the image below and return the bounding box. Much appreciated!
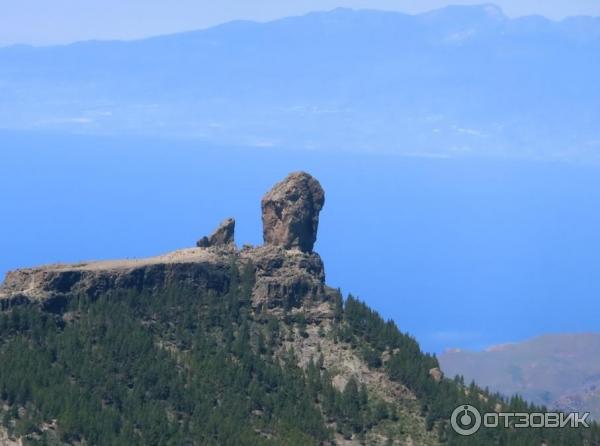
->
[240,245,330,317]
[197,218,235,248]
[1,173,332,319]
[429,367,444,382]
[261,172,324,253]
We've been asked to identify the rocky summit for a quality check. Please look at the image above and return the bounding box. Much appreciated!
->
[0,172,332,322]
[261,171,325,253]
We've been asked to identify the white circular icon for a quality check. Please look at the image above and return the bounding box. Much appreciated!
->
[450,404,482,436]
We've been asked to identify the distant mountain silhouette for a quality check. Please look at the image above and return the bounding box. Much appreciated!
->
[1,4,599,159]
[440,333,600,419]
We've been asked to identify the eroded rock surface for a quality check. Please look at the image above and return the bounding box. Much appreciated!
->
[261,171,324,252]
[197,218,235,248]
[0,249,233,311]
[240,245,334,320]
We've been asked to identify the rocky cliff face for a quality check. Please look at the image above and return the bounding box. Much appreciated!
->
[0,172,333,321]
[0,249,233,312]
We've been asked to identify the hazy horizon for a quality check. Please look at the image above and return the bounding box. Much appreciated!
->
[2,1,600,46]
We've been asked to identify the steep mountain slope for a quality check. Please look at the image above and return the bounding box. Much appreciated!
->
[439,333,600,420]
[1,172,598,445]
[1,5,599,159]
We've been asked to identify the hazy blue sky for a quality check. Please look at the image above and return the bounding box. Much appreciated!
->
[2,0,600,46]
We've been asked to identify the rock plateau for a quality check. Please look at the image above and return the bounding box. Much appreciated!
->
[0,172,334,321]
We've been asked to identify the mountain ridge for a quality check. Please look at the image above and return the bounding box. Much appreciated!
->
[1,172,599,444]
[0,172,440,445]
[4,3,600,51]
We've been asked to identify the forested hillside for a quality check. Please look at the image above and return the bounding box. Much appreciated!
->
[1,261,598,445]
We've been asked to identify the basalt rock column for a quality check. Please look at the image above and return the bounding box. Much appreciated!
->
[261,172,325,252]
